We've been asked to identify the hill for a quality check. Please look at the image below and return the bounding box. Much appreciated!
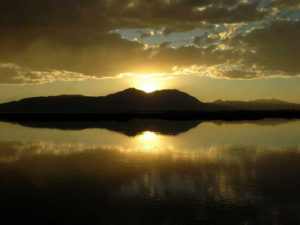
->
[0,88,218,113]
[0,89,299,119]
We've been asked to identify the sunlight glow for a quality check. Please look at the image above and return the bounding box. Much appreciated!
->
[140,131,157,140]
[120,73,173,93]
[140,82,158,93]
[135,131,162,152]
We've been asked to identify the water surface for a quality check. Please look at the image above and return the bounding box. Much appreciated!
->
[0,119,300,225]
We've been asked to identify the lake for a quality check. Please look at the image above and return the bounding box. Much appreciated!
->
[0,119,300,225]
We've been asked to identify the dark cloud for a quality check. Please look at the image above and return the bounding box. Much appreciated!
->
[0,32,154,76]
[163,27,179,36]
[140,31,154,39]
[0,67,24,84]
[193,36,204,45]
[0,66,46,84]
[193,32,219,45]
[0,0,265,31]
[229,20,300,75]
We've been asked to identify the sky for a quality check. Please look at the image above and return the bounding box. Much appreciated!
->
[0,0,299,103]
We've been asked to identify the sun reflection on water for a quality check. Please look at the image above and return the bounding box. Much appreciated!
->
[135,131,163,152]
[140,131,157,140]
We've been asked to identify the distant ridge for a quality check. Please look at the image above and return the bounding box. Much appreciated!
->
[213,99,300,110]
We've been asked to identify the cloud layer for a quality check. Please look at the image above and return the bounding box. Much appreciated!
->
[0,0,299,83]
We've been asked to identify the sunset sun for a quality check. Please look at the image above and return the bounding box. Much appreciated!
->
[140,83,158,93]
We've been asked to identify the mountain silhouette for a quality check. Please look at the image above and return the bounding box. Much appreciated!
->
[213,99,300,110]
[0,88,299,121]
[0,88,219,113]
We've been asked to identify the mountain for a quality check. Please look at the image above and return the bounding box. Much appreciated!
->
[0,88,218,113]
[0,88,299,114]
[213,99,300,111]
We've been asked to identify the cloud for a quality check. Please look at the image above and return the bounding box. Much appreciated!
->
[0,63,88,84]
[193,36,205,45]
[229,20,300,76]
[270,0,300,10]
[0,66,26,84]
[0,32,155,76]
[141,31,155,39]
[0,0,298,82]
[0,64,44,84]
[193,32,220,45]
[185,19,300,79]
[0,0,266,33]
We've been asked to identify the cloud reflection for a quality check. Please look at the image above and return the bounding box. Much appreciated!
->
[0,140,300,224]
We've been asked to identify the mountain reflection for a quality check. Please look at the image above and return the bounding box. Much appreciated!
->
[0,120,300,224]
[13,119,202,136]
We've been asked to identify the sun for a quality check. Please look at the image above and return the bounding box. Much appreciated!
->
[128,73,167,93]
[140,82,158,93]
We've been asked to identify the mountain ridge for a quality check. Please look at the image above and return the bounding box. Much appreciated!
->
[0,88,299,113]
[0,88,212,113]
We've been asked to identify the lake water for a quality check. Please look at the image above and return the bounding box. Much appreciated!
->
[0,119,300,225]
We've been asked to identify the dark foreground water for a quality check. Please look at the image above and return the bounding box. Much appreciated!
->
[0,119,300,225]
